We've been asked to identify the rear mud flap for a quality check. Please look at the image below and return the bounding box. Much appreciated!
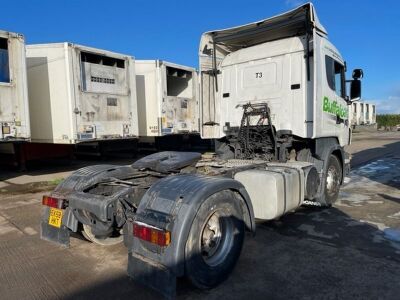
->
[40,207,71,247]
[128,252,176,299]
[40,221,70,247]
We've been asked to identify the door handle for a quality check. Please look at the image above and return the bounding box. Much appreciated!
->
[336,115,348,126]
[336,115,344,125]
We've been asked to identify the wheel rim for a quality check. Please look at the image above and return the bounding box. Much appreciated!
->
[200,211,234,267]
[82,224,123,246]
[326,165,340,197]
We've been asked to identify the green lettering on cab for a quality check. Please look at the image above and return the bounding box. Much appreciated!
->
[322,96,348,119]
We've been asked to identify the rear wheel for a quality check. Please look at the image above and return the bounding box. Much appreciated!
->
[185,190,245,289]
[318,154,342,207]
[81,224,123,246]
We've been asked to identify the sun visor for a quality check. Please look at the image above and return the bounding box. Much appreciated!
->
[200,3,327,57]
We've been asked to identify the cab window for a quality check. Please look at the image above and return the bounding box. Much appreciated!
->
[325,55,345,98]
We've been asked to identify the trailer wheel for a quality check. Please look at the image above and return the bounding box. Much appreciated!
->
[185,190,245,289]
[81,224,123,246]
[319,154,342,207]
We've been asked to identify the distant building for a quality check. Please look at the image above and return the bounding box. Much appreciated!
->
[349,102,376,126]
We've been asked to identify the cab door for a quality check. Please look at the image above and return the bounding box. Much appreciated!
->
[321,52,349,146]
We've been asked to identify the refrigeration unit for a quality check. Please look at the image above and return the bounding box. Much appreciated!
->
[26,42,138,144]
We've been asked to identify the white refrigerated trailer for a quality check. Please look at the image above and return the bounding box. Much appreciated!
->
[0,30,30,141]
[26,43,138,144]
[349,102,376,126]
[135,60,198,137]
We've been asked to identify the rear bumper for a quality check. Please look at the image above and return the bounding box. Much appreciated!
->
[40,189,124,246]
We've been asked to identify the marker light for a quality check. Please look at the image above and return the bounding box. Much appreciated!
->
[133,222,171,247]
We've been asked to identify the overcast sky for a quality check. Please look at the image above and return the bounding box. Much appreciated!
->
[1,0,399,114]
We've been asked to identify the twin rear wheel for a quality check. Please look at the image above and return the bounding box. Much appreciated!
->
[184,190,245,289]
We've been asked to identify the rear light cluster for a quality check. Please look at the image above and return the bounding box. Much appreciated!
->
[133,222,171,247]
[42,196,66,209]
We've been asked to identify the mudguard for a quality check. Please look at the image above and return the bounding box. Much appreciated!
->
[40,164,131,247]
[125,173,255,298]
[54,164,135,192]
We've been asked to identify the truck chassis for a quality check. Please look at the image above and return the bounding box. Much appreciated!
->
[41,103,345,298]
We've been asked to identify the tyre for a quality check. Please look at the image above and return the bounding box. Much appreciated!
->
[317,154,342,207]
[81,224,123,246]
[185,190,245,289]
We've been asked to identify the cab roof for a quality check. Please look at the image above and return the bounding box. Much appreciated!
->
[200,3,326,55]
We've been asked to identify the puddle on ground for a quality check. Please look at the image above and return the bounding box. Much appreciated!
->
[357,160,390,174]
[338,157,400,207]
[337,190,372,207]
[384,228,400,243]
[352,158,400,183]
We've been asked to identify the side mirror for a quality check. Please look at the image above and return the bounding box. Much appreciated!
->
[350,79,361,101]
[348,68,363,102]
[352,69,363,80]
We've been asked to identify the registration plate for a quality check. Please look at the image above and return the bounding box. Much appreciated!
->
[48,208,63,228]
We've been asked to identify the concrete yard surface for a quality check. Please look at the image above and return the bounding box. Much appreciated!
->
[0,131,399,299]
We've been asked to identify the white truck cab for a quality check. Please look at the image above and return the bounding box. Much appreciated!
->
[199,3,361,149]
[198,2,362,207]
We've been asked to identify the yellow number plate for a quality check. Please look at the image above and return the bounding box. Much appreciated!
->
[48,208,63,228]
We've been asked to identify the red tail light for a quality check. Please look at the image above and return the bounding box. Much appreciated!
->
[133,222,171,247]
[42,196,65,209]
